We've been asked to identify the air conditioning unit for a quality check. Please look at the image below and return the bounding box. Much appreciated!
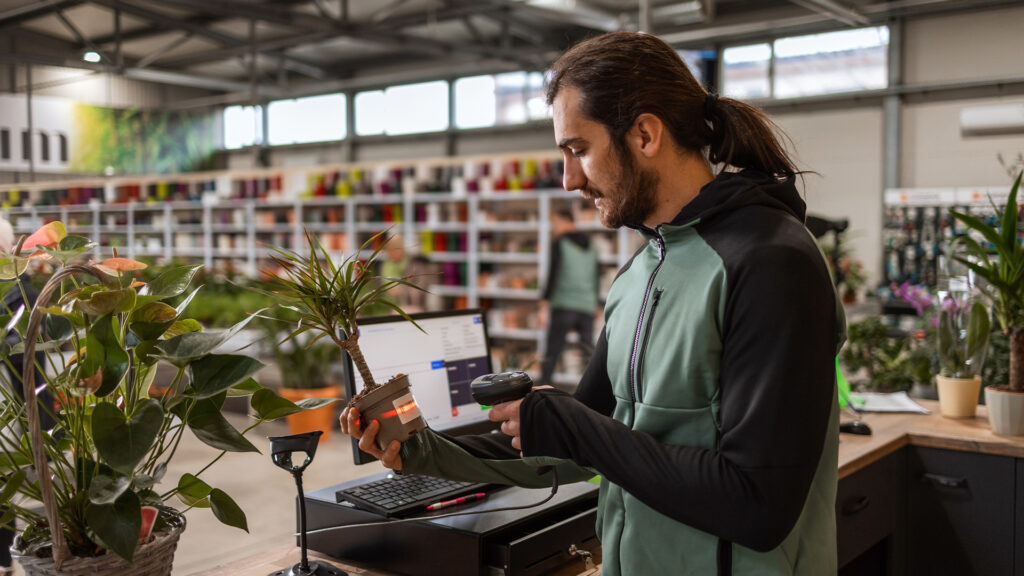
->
[960,103,1024,137]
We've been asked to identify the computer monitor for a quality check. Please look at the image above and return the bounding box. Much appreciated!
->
[340,308,499,465]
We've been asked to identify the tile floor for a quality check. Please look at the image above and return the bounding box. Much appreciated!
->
[10,412,382,576]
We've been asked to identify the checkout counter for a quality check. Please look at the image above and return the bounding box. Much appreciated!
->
[190,399,1024,575]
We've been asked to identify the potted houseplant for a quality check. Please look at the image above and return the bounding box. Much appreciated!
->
[934,289,990,418]
[950,171,1024,434]
[0,221,333,574]
[261,230,428,450]
[263,317,343,440]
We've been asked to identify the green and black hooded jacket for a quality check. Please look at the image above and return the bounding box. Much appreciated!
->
[401,169,846,575]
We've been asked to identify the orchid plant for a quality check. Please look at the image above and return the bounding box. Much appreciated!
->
[0,221,332,566]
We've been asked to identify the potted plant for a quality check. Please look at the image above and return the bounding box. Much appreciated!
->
[950,171,1024,434]
[261,314,343,440]
[0,221,333,574]
[261,230,428,450]
[934,289,990,418]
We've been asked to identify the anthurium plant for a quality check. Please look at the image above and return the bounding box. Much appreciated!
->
[0,221,334,566]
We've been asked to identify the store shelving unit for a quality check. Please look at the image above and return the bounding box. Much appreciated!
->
[0,154,635,383]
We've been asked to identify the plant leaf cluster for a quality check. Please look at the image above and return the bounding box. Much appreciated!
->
[0,222,332,563]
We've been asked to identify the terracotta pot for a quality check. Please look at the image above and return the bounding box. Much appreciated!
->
[352,374,427,451]
[985,386,1024,436]
[935,375,982,419]
[279,385,341,440]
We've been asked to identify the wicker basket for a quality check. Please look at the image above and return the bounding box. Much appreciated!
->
[12,511,186,576]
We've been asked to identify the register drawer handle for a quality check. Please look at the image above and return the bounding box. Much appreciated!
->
[920,472,967,489]
[840,495,870,516]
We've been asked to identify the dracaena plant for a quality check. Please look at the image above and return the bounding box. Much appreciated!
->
[259,230,425,396]
[950,171,1024,391]
[0,221,334,566]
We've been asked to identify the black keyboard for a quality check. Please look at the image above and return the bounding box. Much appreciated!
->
[335,473,488,518]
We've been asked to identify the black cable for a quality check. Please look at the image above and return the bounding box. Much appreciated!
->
[301,468,560,536]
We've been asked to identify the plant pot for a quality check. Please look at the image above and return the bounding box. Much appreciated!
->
[936,375,982,419]
[985,386,1024,436]
[279,385,341,441]
[352,374,427,451]
[12,509,185,576]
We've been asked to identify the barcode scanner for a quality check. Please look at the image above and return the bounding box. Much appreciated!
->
[471,371,534,406]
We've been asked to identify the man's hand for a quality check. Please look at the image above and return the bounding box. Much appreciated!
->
[339,406,404,470]
[487,386,553,452]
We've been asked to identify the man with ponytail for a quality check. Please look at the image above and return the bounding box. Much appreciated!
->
[342,31,843,576]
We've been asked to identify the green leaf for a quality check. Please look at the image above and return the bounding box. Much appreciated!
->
[88,470,131,505]
[72,286,137,317]
[295,397,339,410]
[154,314,258,367]
[38,236,97,263]
[0,256,29,281]
[162,319,202,340]
[139,265,202,300]
[187,398,259,453]
[0,469,26,504]
[85,490,141,562]
[965,301,991,359]
[130,301,179,341]
[176,473,212,509]
[209,488,248,532]
[82,314,130,397]
[92,399,163,474]
[250,388,302,421]
[44,314,74,342]
[226,377,263,398]
[1001,172,1022,251]
[188,354,264,400]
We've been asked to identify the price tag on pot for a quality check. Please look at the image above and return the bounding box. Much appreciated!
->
[392,392,422,425]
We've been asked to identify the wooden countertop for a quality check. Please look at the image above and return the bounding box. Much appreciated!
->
[838,399,1024,478]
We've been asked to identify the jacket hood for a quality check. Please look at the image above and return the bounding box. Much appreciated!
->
[662,170,806,230]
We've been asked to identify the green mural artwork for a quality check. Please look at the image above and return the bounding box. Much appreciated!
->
[71,103,217,175]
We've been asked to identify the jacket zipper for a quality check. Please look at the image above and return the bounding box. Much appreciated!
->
[635,288,664,402]
[629,234,666,404]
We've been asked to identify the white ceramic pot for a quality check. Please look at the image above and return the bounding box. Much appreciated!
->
[935,375,982,419]
[984,386,1024,436]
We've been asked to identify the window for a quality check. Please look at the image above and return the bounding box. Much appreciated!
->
[723,44,771,99]
[267,94,346,145]
[39,132,49,162]
[454,72,549,130]
[21,130,30,161]
[223,105,263,149]
[58,133,68,163]
[0,129,9,160]
[355,81,448,136]
[774,27,888,98]
[723,26,889,100]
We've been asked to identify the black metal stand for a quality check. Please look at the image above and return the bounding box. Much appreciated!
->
[268,432,347,576]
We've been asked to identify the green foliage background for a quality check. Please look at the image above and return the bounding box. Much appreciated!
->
[70,103,217,175]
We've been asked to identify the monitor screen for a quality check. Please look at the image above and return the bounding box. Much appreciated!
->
[340,309,499,465]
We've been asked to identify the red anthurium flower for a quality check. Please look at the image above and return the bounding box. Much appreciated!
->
[94,257,148,276]
[22,221,67,250]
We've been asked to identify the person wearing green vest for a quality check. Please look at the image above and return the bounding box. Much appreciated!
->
[342,32,844,576]
[538,208,601,388]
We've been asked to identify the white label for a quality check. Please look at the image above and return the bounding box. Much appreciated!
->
[392,392,422,425]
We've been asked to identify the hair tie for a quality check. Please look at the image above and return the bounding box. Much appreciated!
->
[704,92,719,119]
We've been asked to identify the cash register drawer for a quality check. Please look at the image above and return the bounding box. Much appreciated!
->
[484,505,599,576]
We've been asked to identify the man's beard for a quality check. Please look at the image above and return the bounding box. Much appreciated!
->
[585,146,660,229]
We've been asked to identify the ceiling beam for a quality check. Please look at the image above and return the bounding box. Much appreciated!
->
[787,0,869,26]
[0,0,84,31]
[88,0,331,80]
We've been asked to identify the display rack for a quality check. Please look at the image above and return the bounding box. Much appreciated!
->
[1,152,634,386]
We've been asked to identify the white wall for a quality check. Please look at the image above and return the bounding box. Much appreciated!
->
[904,5,1024,85]
[774,108,885,282]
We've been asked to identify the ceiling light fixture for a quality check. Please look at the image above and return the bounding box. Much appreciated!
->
[82,51,101,63]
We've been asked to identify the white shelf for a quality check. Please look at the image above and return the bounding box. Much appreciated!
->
[427,251,468,262]
[429,285,469,297]
[413,222,468,232]
[478,252,538,264]
[478,288,540,299]
[477,222,539,232]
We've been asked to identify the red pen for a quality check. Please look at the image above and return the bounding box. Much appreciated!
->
[426,492,487,511]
